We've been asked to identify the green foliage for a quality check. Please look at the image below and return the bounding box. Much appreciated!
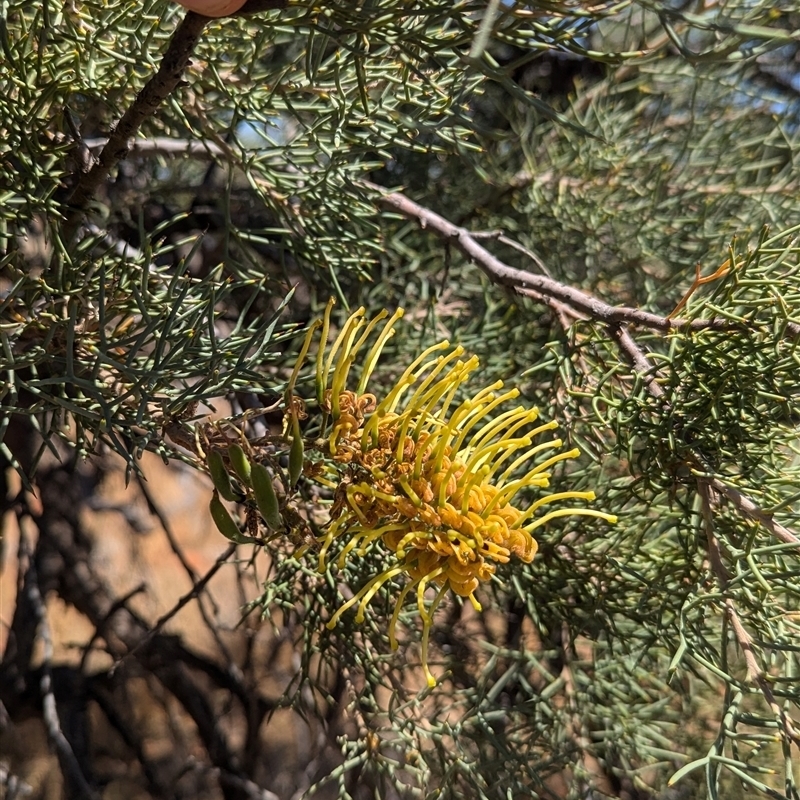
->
[3,0,800,797]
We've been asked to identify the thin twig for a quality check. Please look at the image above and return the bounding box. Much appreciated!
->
[62,11,210,243]
[23,526,99,799]
[723,597,800,744]
[135,470,242,668]
[85,679,167,795]
[33,471,279,797]
[135,473,201,585]
[83,136,228,159]
[367,182,741,334]
[610,325,800,545]
[697,479,731,586]
[0,765,33,799]
[79,584,147,674]
[117,543,237,667]
[495,234,553,277]
[505,168,800,200]
[517,284,583,329]
[608,324,666,400]
[698,481,800,745]
[711,481,799,546]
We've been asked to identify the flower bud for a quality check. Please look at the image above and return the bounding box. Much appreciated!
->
[228,443,252,487]
[251,463,283,530]
[208,449,238,502]
[209,491,256,544]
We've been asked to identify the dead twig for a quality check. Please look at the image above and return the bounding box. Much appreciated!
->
[34,464,277,800]
[82,136,228,160]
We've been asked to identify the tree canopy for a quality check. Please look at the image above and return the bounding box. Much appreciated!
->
[2,1,800,798]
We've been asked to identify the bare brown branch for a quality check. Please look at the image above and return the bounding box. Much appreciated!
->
[120,542,237,666]
[711,481,799,546]
[62,11,210,244]
[366,182,744,334]
[29,460,277,800]
[82,136,229,160]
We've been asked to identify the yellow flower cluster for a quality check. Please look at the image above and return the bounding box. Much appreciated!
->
[287,300,616,687]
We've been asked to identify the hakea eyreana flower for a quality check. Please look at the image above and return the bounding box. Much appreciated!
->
[286,299,617,687]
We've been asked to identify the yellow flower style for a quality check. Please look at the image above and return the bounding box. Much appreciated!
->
[287,300,617,687]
